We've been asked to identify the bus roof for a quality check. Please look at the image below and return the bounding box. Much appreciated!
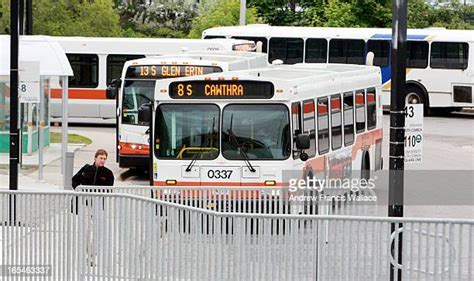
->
[54,36,255,54]
[123,51,268,72]
[203,25,474,42]
[208,63,380,84]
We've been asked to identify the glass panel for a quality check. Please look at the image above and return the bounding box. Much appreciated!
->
[317,97,329,154]
[122,80,155,126]
[233,36,268,53]
[107,54,145,85]
[155,104,219,160]
[67,54,99,88]
[355,90,366,133]
[430,42,469,70]
[331,94,342,150]
[367,40,390,67]
[406,41,428,68]
[343,92,354,146]
[303,100,316,158]
[329,39,365,65]
[222,104,290,160]
[305,38,327,63]
[367,88,377,130]
[269,38,304,64]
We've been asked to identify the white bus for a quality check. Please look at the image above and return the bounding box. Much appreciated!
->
[203,25,474,113]
[151,64,383,189]
[115,51,268,168]
[51,36,257,123]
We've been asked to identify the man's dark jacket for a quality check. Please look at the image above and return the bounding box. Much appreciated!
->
[72,163,114,189]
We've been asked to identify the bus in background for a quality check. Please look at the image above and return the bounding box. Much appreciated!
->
[114,51,268,169]
[51,36,257,123]
[151,64,382,193]
[203,25,474,113]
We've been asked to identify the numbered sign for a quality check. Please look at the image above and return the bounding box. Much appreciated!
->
[19,61,40,103]
[404,104,423,163]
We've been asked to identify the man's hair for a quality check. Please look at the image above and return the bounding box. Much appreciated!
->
[95,149,108,159]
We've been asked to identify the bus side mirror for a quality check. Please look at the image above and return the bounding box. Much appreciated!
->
[106,79,122,99]
[295,134,310,150]
[138,102,151,125]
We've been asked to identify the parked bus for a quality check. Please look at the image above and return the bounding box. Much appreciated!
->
[150,64,383,191]
[203,25,474,113]
[51,36,257,123]
[114,51,268,168]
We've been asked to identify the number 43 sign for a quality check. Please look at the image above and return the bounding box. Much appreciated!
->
[19,61,40,103]
[404,104,423,163]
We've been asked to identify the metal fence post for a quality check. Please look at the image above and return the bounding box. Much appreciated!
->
[64,151,75,190]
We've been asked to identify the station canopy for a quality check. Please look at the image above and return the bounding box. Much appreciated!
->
[0,35,73,77]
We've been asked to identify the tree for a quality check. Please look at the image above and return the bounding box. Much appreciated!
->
[188,0,260,38]
[115,0,197,38]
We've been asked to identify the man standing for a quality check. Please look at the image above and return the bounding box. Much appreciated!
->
[72,149,114,189]
[71,149,114,267]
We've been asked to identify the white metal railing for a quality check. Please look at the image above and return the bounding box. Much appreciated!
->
[77,185,378,216]
[0,190,473,280]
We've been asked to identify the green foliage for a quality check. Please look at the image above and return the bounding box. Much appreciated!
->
[188,0,259,38]
[115,1,197,38]
[33,0,122,36]
[0,0,10,34]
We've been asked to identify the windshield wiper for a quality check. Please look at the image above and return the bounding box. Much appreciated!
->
[186,117,215,172]
[227,115,256,173]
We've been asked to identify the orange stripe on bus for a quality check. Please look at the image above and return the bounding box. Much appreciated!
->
[51,88,107,100]
[331,97,341,110]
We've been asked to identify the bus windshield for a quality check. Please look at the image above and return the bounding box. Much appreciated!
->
[155,104,219,159]
[222,104,291,160]
[122,80,155,126]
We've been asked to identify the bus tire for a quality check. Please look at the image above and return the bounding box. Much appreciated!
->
[405,86,431,116]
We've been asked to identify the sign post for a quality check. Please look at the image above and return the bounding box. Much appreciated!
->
[389,1,408,280]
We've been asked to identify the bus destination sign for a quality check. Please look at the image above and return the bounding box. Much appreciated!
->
[126,65,222,79]
[169,81,274,99]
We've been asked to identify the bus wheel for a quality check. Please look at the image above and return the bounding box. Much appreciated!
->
[405,86,430,115]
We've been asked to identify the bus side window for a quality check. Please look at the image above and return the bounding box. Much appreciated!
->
[317,97,329,155]
[367,88,377,130]
[292,102,302,159]
[329,39,365,65]
[269,37,304,64]
[343,92,355,146]
[233,36,268,53]
[107,54,145,85]
[355,90,366,133]
[367,40,390,67]
[331,94,342,150]
[305,38,328,63]
[406,41,429,69]
[303,99,316,158]
[66,54,99,88]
